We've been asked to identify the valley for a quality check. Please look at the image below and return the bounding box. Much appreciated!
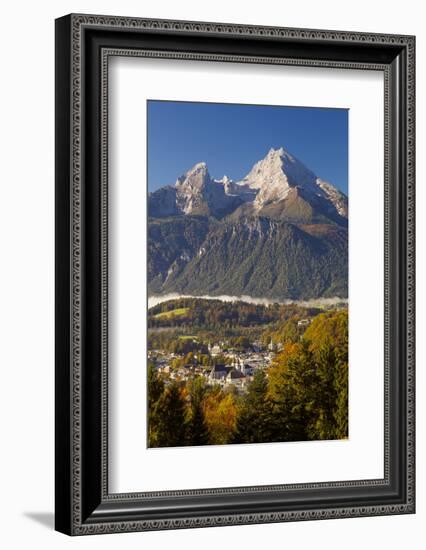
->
[147,145,349,447]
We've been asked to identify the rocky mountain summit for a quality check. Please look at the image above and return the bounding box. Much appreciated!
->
[148,147,348,300]
[149,147,348,225]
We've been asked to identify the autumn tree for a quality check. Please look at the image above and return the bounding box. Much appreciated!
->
[203,388,238,445]
[268,309,349,442]
[147,305,348,448]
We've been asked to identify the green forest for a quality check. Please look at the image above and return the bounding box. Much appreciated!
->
[148,297,322,329]
[148,307,348,447]
[147,297,326,353]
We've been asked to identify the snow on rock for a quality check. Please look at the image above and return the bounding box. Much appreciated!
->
[237,147,318,206]
[233,147,348,220]
[316,178,348,217]
[174,162,242,216]
[175,162,212,214]
[149,147,348,221]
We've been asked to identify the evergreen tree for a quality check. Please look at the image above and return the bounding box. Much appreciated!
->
[333,357,349,438]
[147,362,164,408]
[232,370,275,444]
[307,343,338,440]
[268,310,349,443]
[186,378,210,446]
[305,310,349,440]
[149,382,187,447]
[268,341,316,442]
[332,318,349,438]
[147,362,165,447]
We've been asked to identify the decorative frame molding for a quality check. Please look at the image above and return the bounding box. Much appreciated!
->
[55,13,415,535]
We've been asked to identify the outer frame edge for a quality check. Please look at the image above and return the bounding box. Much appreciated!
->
[59,13,415,535]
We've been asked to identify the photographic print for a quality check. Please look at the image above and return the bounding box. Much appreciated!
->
[147,100,349,449]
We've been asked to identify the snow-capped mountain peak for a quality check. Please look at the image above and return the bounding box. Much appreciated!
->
[236,147,316,206]
[172,162,242,216]
[148,147,348,223]
[174,162,212,214]
[175,162,210,189]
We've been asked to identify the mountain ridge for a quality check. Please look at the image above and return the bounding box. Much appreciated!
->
[148,147,348,300]
[148,147,348,225]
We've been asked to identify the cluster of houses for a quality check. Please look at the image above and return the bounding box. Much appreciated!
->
[149,318,314,393]
[206,351,271,391]
[149,340,280,393]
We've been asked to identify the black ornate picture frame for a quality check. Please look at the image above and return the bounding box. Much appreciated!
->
[55,13,415,535]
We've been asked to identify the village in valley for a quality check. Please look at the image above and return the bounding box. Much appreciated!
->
[146,297,348,447]
[148,314,313,394]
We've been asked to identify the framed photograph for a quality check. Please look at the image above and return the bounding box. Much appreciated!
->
[55,14,415,535]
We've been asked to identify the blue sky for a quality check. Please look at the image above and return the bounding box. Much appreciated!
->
[147,100,348,195]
